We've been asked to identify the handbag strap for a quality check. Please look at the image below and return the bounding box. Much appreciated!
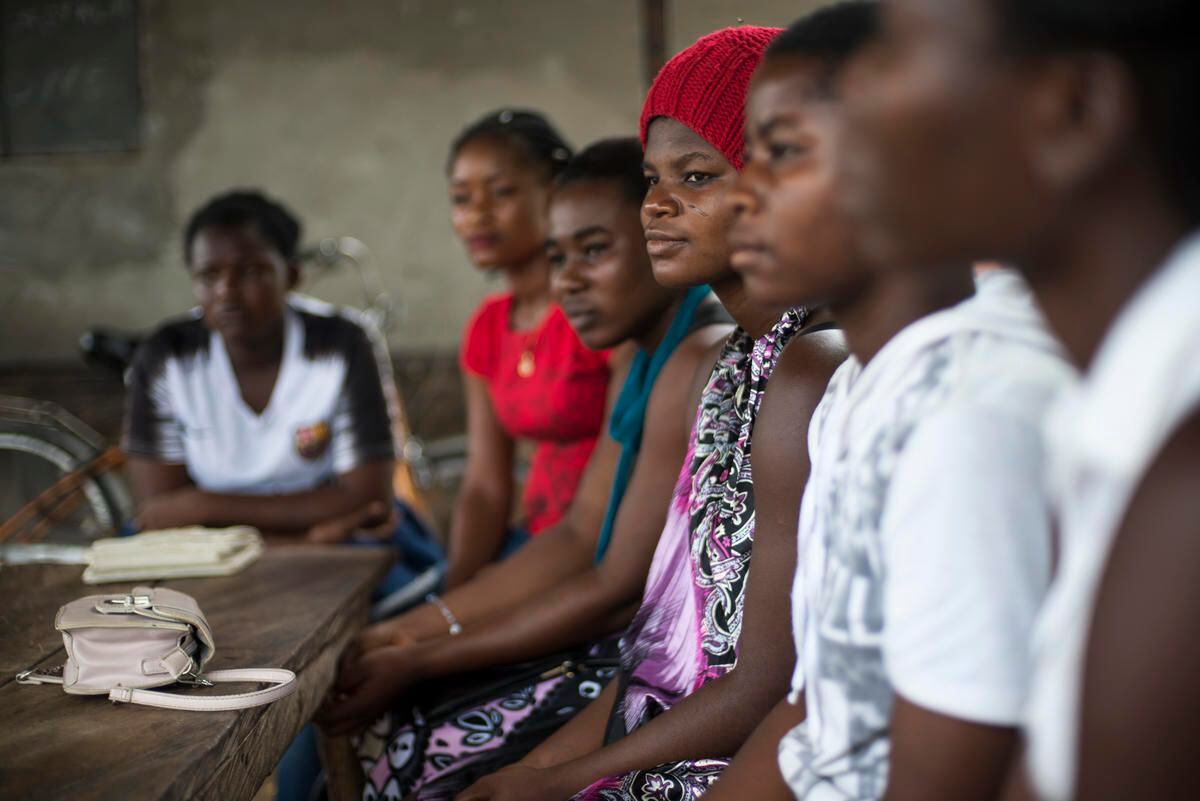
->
[108,668,297,711]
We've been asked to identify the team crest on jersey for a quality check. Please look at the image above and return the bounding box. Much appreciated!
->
[295,421,331,460]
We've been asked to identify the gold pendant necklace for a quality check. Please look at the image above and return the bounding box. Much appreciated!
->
[517,349,536,378]
[514,300,549,379]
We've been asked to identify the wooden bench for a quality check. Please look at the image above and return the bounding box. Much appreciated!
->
[0,546,387,801]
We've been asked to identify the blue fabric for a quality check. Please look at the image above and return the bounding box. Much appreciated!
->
[593,286,711,562]
[350,500,445,601]
[498,525,531,559]
[277,724,321,801]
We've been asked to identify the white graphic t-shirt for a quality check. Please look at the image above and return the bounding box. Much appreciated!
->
[779,270,1075,800]
[123,294,397,494]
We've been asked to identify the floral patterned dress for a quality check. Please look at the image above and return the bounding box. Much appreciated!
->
[574,308,808,801]
[356,642,619,801]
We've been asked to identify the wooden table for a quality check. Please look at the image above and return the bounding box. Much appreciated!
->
[0,546,389,801]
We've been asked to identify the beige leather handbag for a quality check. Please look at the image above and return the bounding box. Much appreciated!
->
[16,586,296,711]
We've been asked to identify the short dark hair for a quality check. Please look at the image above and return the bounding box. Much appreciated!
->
[996,0,1199,222]
[765,1,879,93]
[182,189,302,265]
[447,108,573,180]
[554,137,646,206]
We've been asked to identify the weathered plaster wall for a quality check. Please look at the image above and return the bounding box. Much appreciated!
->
[0,0,819,364]
[0,0,643,361]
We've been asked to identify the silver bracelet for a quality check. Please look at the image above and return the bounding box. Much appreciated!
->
[425,593,462,636]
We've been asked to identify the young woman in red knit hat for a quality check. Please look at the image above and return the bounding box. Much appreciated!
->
[459,26,847,801]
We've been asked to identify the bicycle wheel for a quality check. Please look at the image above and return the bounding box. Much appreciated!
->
[0,396,132,543]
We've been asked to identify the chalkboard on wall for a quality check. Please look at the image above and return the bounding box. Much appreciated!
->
[1,0,140,155]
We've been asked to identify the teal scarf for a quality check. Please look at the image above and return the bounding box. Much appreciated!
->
[594,285,712,562]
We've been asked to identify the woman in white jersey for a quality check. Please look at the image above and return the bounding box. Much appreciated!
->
[124,190,403,543]
[839,0,1200,798]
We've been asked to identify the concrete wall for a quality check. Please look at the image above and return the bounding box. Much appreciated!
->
[0,0,819,366]
[670,0,818,52]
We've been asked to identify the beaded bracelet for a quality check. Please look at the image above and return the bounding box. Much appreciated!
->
[425,593,462,636]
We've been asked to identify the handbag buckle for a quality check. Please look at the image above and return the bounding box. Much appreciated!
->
[16,664,63,684]
[102,594,152,611]
[178,669,214,687]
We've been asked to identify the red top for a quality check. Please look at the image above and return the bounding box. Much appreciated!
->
[460,294,610,534]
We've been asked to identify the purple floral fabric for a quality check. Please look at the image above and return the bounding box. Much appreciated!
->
[357,641,619,801]
[574,309,808,801]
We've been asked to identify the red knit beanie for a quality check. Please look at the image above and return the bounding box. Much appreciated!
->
[640,26,782,171]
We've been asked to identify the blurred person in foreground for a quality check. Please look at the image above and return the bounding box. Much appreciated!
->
[839,0,1200,798]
